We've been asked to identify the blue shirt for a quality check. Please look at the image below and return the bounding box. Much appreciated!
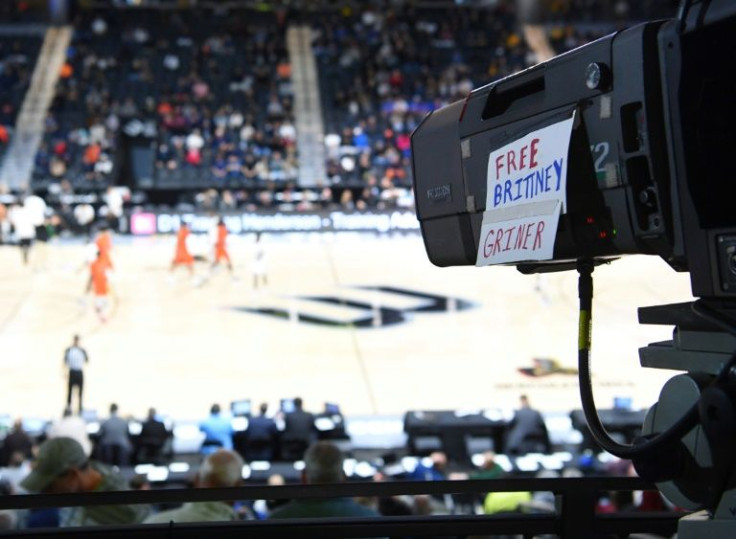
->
[199,413,233,453]
[407,463,445,482]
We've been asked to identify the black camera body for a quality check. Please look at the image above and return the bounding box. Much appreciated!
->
[411,1,736,300]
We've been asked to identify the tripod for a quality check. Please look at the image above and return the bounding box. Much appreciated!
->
[637,301,736,537]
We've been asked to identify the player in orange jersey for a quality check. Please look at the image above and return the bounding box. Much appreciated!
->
[170,222,195,276]
[95,227,114,270]
[86,249,110,323]
[211,218,233,273]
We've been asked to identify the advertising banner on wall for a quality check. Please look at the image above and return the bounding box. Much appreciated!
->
[127,209,420,235]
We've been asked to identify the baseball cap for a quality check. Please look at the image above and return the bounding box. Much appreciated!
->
[21,437,88,493]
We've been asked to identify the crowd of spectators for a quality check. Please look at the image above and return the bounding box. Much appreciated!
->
[32,7,297,199]
[33,14,122,191]
[304,0,675,211]
[309,3,616,200]
[24,4,590,209]
[0,36,42,164]
[310,4,503,206]
[12,2,682,216]
[0,399,679,531]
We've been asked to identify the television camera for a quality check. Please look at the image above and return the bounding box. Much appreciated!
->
[411,0,736,533]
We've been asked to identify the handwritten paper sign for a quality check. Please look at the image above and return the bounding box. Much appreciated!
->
[476,200,561,265]
[476,114,575,266]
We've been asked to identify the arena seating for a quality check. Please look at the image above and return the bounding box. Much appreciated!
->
[31,8,295,201]
[3,1,680,218]
[21,4,619,214]
[309,4,614,211]
[0,36,43,167]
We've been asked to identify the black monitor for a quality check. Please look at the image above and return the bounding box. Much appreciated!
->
[231,399,252,417]
[613,397,633,411]
[80,410,98,422]
[325,402,341,415]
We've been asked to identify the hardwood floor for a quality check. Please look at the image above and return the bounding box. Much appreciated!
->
[0,233,693,422]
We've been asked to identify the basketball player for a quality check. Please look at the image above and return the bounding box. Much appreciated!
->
[210,217,233,273]
[170,222,195,276]
[86,249,111,323]
[252,232,268,289]
[95,227,114,271]
[24,192,49,270]
[8,202,35,265]
[517,0,556,63]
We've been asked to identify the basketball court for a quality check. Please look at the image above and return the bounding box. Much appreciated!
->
[0,232,695,423]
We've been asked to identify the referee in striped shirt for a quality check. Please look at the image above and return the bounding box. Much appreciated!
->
[64,334,88,414]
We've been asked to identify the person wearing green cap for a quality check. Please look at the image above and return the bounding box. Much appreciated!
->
[20,437,150,527]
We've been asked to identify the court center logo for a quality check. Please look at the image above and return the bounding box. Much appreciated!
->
[233,286,475,328]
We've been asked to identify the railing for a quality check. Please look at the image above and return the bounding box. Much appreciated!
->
[0,476,682,537]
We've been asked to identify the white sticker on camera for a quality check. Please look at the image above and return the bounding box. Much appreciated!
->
[484,114,574,213]
[477,113,574,265]
[476,200,561,266]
